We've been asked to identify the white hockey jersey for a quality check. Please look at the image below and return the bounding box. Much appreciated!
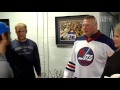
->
[63,31,116,78]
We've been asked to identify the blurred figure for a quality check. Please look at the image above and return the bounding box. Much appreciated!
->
[0,22,13,78]
[11,23,41,78]
[101,23,120,78]
[63,15,116,78]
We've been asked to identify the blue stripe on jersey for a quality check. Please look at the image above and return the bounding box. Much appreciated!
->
[95,34,116,51]
[69,61,75,66]
[66,67,75,72]
[76,34,116,51]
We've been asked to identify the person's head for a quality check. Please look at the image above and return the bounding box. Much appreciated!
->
[15,23,27,42]
[113,23,120,48]
[0,22,11,51]
[81,15,98,37]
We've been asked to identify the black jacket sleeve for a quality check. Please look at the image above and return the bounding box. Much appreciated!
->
[33,43,41,76]
[101,57,111,78]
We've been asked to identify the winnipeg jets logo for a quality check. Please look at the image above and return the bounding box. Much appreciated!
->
[77,47,94,66]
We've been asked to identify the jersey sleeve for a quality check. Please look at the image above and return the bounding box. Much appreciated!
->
[63,41,78,78]
[106,40,116,57]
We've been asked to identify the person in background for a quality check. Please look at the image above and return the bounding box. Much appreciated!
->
[0,22,13,78]
[63,15,116,78]
[101,23,120,78]
[11,23,41,78]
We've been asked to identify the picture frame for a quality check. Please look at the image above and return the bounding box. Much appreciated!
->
[0,19,9,26]
[109,25,114,39]
[55,15,88,46]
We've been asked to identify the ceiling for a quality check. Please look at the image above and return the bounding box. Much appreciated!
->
[109,12,120,15]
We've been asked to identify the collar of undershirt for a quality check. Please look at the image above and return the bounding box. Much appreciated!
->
[85,30,101,43]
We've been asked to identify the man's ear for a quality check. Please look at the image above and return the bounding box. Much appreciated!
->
[15,30,17,34]
[1,33,6,40]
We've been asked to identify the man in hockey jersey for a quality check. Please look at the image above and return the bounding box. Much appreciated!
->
[63,15,116,78]
[11,23,41,78]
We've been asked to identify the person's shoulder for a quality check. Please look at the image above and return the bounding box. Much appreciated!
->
[27,39,37,45]
[11,39,17,43]
[97,33,113,42]
[98,33,116,50]
[27,39,35,42]
[101,34,112,40]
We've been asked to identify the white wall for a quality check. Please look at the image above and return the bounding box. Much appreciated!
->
[0,12,101,78]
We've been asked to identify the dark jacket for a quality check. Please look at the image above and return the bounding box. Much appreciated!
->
[7,39,41,78]
[101,49,120,78]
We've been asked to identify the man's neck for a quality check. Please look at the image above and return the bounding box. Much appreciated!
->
[0,44,6,55]
[87,30,98,37]
[16,38,27,42]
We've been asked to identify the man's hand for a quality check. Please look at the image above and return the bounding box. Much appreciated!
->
[110,74,120,78]
[104,74,120,78]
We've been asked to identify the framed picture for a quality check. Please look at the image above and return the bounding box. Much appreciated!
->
[0,19,9,26]
[55,15,88,46]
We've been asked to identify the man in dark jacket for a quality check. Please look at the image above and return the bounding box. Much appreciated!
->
[11,23,41,78]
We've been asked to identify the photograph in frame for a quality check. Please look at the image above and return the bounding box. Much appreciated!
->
[55,15,88,46]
